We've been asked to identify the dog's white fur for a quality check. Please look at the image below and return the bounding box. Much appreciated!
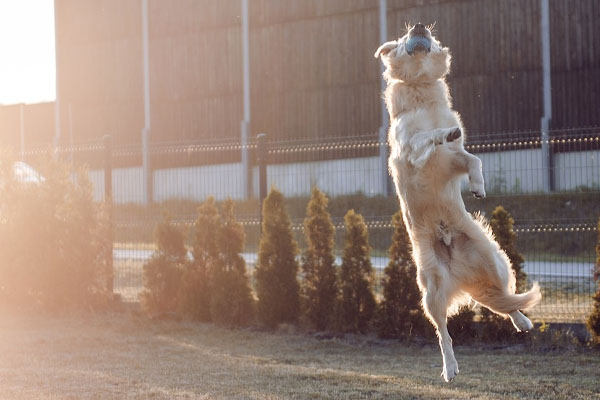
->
[375,26,541,382]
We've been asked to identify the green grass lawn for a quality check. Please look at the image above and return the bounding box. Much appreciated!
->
[0,312,598,399]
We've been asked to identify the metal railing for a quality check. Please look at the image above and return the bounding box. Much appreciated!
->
[19,128,600,321]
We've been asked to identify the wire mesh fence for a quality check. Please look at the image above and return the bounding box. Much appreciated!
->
[18,128,600,322]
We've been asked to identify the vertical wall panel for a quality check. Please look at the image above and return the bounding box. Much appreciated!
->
[55,0,143,146]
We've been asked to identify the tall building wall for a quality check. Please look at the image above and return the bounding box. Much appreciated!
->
[2,0,597,152]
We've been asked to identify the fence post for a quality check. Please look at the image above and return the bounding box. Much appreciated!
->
[257,133,268,232]
[103,135,114,295]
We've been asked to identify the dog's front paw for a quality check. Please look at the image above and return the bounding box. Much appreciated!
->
[470,181,486,199]
[435,127,462,145]
[446,127,462,143]
[441,360,459,382]
[471,190,485,199]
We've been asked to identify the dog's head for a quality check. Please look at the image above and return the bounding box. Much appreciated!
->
[374,23,450,84]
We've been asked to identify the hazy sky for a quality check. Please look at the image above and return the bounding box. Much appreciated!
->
[0,0,55,105]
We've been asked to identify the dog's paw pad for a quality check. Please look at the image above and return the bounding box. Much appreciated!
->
[446,128,462,142]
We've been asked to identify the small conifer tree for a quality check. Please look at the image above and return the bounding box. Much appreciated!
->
[255,187,300,328]
[490,206,526,290]
[301,187,337,330]
[480,206,527,341]
[339,210,376,333]
[178,197,219,321]
[376,211,429,338]
[586,217,600,341]
[210,199,254,327]
[140,216,186,315]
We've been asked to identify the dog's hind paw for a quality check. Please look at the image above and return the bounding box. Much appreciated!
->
[441,361,459,382]
[509,311,533,332]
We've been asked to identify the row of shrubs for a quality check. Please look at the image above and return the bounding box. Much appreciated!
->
[141,185,600,344]
[1,153,598,345]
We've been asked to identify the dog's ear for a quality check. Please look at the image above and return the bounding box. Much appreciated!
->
[374,41,398,58]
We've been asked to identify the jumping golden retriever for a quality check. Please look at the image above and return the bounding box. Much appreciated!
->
[375,23,541,382]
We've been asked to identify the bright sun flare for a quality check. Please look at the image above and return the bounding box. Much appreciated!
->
[0,0,56,105]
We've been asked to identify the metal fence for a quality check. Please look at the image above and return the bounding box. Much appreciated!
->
[20,128,600,322]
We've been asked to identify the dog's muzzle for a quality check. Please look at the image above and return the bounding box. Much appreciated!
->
[406,23,431,55]
[406,35,431,55]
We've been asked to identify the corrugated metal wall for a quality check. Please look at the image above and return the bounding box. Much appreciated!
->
[55,0,144,146]
[148,0,243,143]
[1,0,598,149]
[549,0,600,129]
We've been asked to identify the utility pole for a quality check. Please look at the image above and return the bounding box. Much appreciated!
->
[540,0,553,192]
[142,0,152,203]
[53,3,61,152]
[241,0,252,199]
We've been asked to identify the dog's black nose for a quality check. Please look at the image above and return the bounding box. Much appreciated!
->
[412,23,427,36]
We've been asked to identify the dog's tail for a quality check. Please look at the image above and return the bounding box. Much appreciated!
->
[481,282,542,315]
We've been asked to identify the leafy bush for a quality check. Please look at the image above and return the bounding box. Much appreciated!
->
[140,216,186,316]
[587,217,600,342]
[301,188,337,330]
[528,322,583,351]
[0,155,110,312]
[255,188,300,328]
[338,210,376,333]
[376,211,430,339]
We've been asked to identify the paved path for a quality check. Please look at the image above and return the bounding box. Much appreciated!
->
[114,249,594,279]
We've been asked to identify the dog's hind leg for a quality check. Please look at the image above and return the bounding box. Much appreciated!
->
[422,272,458,382]
[472,251,539,332]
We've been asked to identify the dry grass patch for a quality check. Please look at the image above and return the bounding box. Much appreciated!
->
[0,312,598,399]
